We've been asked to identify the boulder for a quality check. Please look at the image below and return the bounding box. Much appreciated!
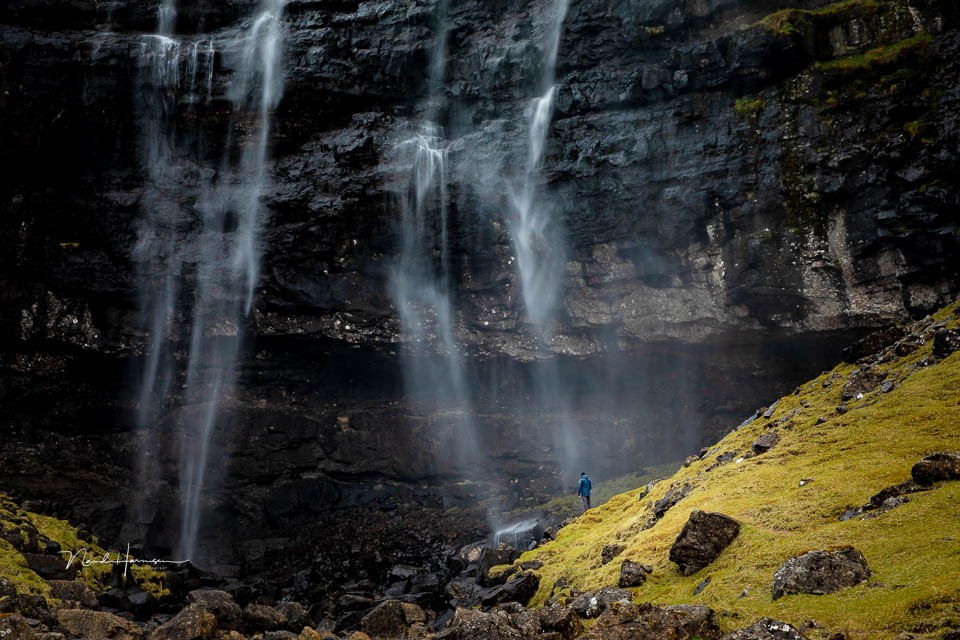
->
[751,433,780,455]
[580,601,720,639]
[933,329,960,359]
[48,580,99,608]
[493,602,539,637]
[185,590,242,630]
[568,587,632,618]
[433,608,523,640]
[478,547,521,587]
[772,548,871,599]
[57,609,143,640]
[911,451,960,486]
[669,511,741,576]
[0,577,15,598]
[0,613,35,640]
[98,588,132,612]
[128,591,157,621]
[277,601,314,632]
[335,594,376,613]
[148,605,217,640]
[244,603,288,632]
[601,545,625,565]
[538,606,582,640]
[617,560,651,588]
[0,593,56,627]
[23,553,76,580]
[360,600,408,639]
[720,617,808,639]
[663,604,722,638]
[479,571,540,607]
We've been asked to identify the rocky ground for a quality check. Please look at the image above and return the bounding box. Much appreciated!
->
[3,300,959,639]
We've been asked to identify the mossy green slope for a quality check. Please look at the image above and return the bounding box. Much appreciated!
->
[521,301,960,639]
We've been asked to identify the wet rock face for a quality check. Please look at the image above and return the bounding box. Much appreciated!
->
[3,0,960,577]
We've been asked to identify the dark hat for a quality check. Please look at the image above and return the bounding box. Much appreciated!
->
[580,472,586,476]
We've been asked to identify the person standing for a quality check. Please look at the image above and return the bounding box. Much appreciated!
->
[577,472,592,512]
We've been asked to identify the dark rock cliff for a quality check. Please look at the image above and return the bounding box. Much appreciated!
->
[1,0,959,570]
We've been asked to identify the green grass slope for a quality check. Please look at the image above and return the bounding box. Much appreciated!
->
[520,301,960,639]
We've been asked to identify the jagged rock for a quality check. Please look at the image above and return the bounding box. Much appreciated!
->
[911,451,960,486]
[933,329,960,358]
[751,433,780,455]
[479,571,539,607]
[693,577,711,595]
[185,590,243,631]
[336,594,376,613]
[277,602,314,633]
[868,479,929,508]
[539,606,583,640]
[0,577,15,598]
[57,609,143,640]
[433,607,523,640]
[617,560,651,588]
[1,593,56,627]
[669,511,741,576]
[580,601,720,639]
[48,580,98,608]
[244,604,288,632]
[601,545,625,565]
[493,602,540,637]
[568,587,632,618]
[519,560,543,571]
[98,589,132,612]
[263,632,298,640]
[720,617,808,639]
[841,371,886,401]
[663,604,721,638]
[772,548,871,599]
[149,605,217,640]
[478,547,521,587]
[653,484,691,520]
[360,600,409,639]
[0,613,36,640]
[841,326,905,362]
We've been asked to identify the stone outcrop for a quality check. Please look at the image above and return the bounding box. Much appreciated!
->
[57,609,143,640]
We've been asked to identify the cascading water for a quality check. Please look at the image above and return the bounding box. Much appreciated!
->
[508,0,569,326]
[131,0,286,561]
[505,0,580,482]
[389,0,478,470]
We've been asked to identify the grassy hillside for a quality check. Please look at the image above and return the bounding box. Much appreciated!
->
[519,300,960,639]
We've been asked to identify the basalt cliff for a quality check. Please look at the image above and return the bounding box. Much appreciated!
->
[1,0,959,572]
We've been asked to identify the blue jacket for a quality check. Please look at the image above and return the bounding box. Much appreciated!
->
[577,475,591,497]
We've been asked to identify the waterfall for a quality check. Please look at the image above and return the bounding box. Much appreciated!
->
[389,0,478,470]
[504,0,579,481]
[131,0,286,562]
[509,0,570,326]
